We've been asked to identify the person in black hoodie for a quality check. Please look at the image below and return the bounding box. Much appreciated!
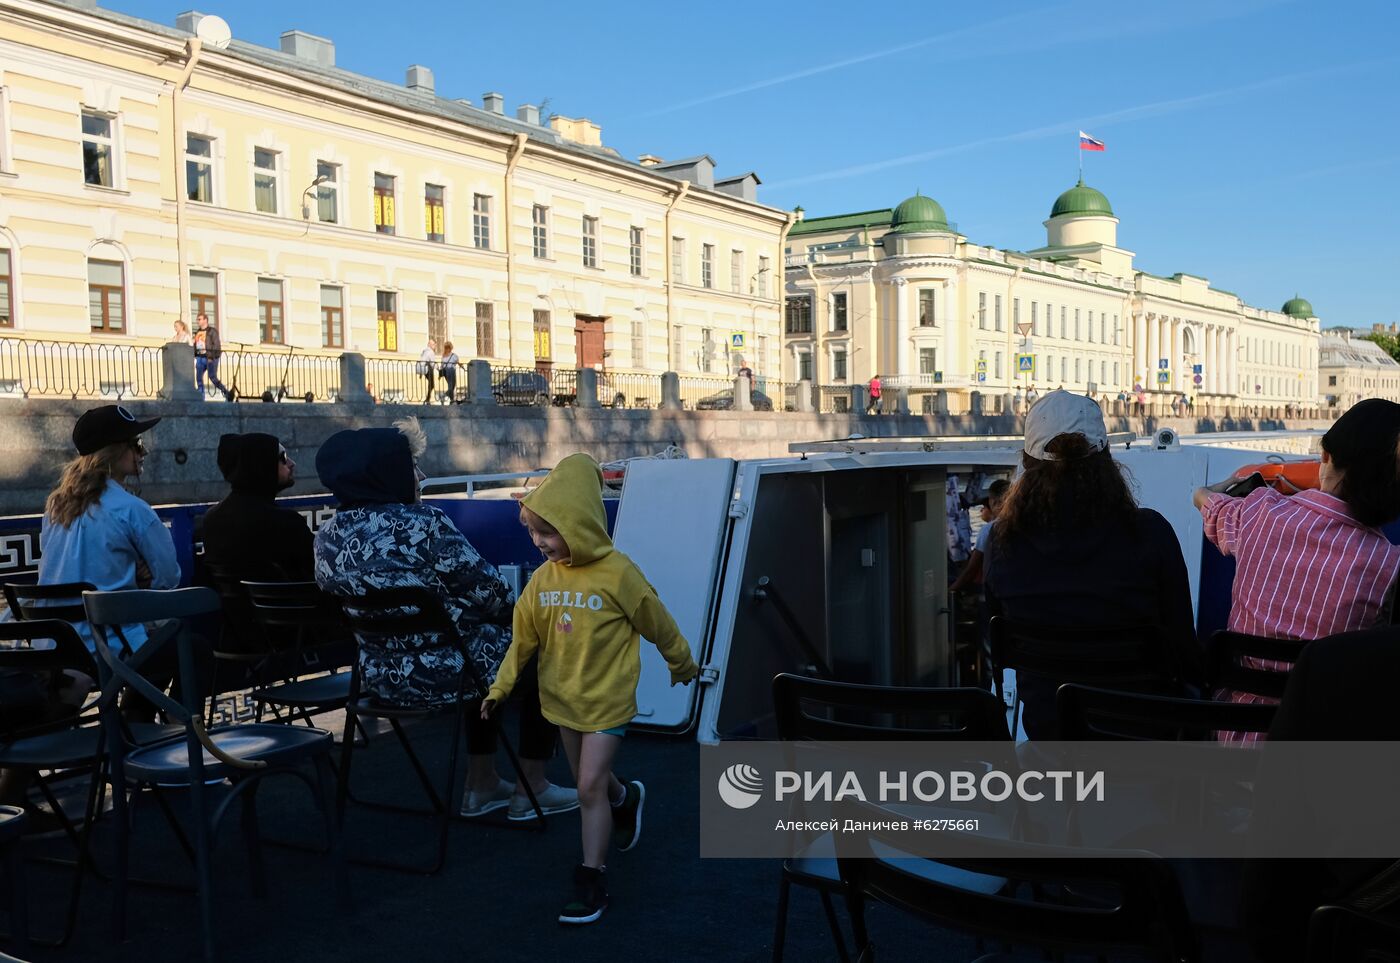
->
[203,432,313,581]
[984,390,1200,738]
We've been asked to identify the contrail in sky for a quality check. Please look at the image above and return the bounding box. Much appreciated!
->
[764,59,1394,191]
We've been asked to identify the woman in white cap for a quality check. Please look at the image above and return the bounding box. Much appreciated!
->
[38,404,182,720]
[983,390,1200,738]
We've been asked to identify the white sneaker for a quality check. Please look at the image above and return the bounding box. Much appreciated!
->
[508,782,581,821]
[459,778,515,817]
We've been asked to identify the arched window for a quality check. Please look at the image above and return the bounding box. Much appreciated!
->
[1182,326,1197,356]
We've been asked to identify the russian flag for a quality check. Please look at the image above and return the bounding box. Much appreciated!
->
[1079,130,1106,152]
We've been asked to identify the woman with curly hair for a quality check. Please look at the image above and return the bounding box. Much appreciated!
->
[985,391,1200,738]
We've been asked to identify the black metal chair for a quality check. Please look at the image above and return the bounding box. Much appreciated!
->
[332,586,544,876]
[834,798,1199,963]
[989,616,1176,737]
[0,805,27,948]
[1308,903,1400,962]
[1055,683,1279,742]
[770,673,1012,962]
[84,587,346,963]
[240,581,355,728]
[1207,629,1309,702]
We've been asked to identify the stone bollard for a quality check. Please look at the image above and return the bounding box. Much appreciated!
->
[851,385,868,414]
[969,391,984,416]
[336,351,372,404]
[660,372,682,410]
[465,360,495,405]
[796,379,815,413]
[576,368,600,409]
[160,343,202,402]
[892,387,911,416]
[733,376,753,411]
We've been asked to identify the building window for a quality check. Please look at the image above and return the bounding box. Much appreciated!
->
[0,247,10,327]
[427,296,448,347]
[700,327,714,373]
[1046,353,1054,377]
[671,324,684,371]
[1044,302,1052,336]
[1100,360,1107,384]
[730,249,743,293]
[533,309,551,360]
[582,216,599,268]
[798,350,813,382]
[1112,314,1119,345]
[81,111,115,187]
[919,289,936,326]
[995,351,1003,379]
[425,185,446,243]
[978,293,987,329]
[320,285,343,349]
[1328,375,1337,387]
[1031,301,1039,336]
[1101,314,1108,343]
[532,205,549,259]
[756,256,770,297]
[631,319,645,368]
[253,148,278,214]
[185,134,213,203]
[757,335,768,374]
[1013,298,1021,332]
[701,244,714,288]
[373,173,396,235]
[472,193,491,249]
[833,347,847,382]
[671,237,685,283]
[189,270,218,326]
[630,226,644,276]
[1075,308,1082,340]
[919,348,937,375]
[1113,361,1119,385]
[1060,306,1067,339]
[475,301,494,357]
[376,290,398,351]
[1087,310,1095,343]
[316,161,339,223]
[785,296,813,334]
[1075,357,1082,382]
[832,292,848,332]
[994,295,1003,332]
[88,259,124,333]
[258,277,284,343]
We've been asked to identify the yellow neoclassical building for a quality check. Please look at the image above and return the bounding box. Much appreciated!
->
[0,0,789,386]
[1319,327,1400,410]
[783,183,1321,411]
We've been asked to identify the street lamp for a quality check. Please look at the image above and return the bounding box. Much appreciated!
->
[301,173,329,221]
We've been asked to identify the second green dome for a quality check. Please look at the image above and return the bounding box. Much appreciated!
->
[1050,179,1114,219]
[889,193,950,233]
[1282,296,1314,318]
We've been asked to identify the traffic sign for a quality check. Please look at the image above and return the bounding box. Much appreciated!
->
[1192,364,1203,375]
[1016,321,1033,337]
[976,359,988,372]
[1016,353,1035,374]
[1157,370,1171,385]
[977,371,987,383]
[729,332,745,350]
[1193,374,1203,386]
[1158,358,1169,370]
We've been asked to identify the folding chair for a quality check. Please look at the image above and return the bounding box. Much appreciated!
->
[835,798,1199,963]
[1055,683,1279,742]
[331,586,544,876]
[769,673,1012,962]
[1207,629,1309,702]
[84,587,346,963]
[240,581,355,728]
[1308,903,1400,962]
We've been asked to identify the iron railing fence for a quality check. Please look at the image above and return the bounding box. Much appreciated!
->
[604,372,663,409]
[816,385,854,414]
[676,376,735,410]
[364,358,424,405]
[219,346,340,402]
[489,366,583,406]
[0,337,164,400]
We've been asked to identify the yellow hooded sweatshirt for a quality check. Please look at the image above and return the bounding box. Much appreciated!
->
[486,453,699,731]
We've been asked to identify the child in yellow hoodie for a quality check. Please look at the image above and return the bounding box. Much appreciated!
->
[483,453,698,925]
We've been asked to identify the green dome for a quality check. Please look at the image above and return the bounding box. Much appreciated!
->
[889,193,950,234]
[1050,179,1114,219]
[1282,296,1314,318]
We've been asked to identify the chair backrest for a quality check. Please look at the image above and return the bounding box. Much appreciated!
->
[242,580,344,632]
[1207,629,1309,700]
[1307,904,1400,963]
[335,586,455,642]
[990,616,1171,689]
[773,673,1010,742]
[0,618,91,673]
[3,580,96,625]
[1056,683,1279,741]
[835,798,1199,963]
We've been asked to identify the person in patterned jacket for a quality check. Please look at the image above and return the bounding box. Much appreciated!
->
[314,418,577,820]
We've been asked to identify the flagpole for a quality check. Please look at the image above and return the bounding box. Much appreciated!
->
[1077,138,1083,182]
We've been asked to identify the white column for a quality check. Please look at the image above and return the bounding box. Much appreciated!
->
[893,277,909,378]
[1202,326,1213,393]
[1135,312,1147,385]
[1214,327,1225,394]
[1147,315,1160,391]
[1228,329,1238,397]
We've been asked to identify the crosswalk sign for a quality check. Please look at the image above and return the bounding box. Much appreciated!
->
[1016,353,1035,374]
[730,332,745,351]
[1157,370,1171,385]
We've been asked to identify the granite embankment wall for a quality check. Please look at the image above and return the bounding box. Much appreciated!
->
[0,399,1334,516]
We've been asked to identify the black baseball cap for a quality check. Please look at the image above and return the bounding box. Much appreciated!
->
[72,405,161,456]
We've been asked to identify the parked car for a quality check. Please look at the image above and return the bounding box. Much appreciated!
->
[695,389,774,411]
[493,371,552,406]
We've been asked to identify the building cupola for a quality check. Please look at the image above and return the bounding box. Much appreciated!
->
[1044,178,1118,248]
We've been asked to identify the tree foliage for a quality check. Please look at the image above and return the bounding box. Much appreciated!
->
[1363,332,1400,364]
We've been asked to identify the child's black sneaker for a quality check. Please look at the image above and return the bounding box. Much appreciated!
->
[612,779,645,852]
[558,864,608,925]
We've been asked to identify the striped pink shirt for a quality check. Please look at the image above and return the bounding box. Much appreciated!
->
[1203,487,1400,743]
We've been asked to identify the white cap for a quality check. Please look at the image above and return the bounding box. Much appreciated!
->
[1023,390,1108,460]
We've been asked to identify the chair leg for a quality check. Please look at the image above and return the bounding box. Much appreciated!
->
[109,757,131,942]
[772,874,791,962]
[388,719,444,812]
[818,889,851,963]
[6,834,28,947]
[239,780,267,898]
[188,776,218,963]
[313,755,350,910]
[430,703,469,874]
[335,704,358,824]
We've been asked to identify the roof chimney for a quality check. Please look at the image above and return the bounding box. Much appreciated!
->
[482,92,504,114]
[405,65,434,95]
[516,104,540,126]
[653,155,715,190]
[175,10,206,33]
[453,98,473,108]
[637,154,663,167]
[548,115,603,148]
[280,30,335,68]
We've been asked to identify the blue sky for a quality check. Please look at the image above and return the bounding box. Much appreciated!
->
[119,0,1399,327]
